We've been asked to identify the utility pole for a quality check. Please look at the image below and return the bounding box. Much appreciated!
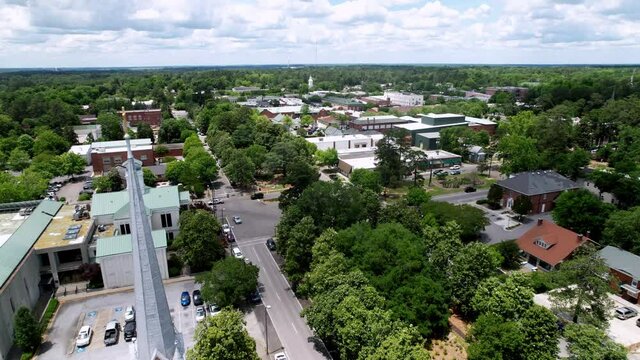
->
[264,305,271,355]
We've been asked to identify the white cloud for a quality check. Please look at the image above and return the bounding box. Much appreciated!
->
[0,0,637,66]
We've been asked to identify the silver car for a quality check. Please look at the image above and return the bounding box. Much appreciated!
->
[614,306,638,320]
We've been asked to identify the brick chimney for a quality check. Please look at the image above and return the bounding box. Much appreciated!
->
[537,218,544,226]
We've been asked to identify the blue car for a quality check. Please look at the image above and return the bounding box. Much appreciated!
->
[180,291,191,307]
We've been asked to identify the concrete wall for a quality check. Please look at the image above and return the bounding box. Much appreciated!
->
[150,209,180,239]
[0,252,41,360]
[99,248,168,289]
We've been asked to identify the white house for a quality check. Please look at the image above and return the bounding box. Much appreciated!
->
[383,91,424,106]
[306,134,384,151]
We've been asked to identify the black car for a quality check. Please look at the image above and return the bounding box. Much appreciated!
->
[464,186,477,193]
[250,192,264,200]
[249,288,261,304]
[192,289,203,306]
[123,321,136,342]
[266,238,276,251]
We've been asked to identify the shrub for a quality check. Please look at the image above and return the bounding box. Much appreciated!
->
[13,307,41,353]
[529,271,558,294]
[476,199,488,205]
[40,298,59,332]
[78,193,92,201]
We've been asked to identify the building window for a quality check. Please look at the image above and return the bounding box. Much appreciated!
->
[102,158,111,165]
[120,223,131,235]
[167,232,174,241]
[542,193,547,200]
[113,157,122,164]
[632,278,638,288]
[534,238,550,249]
[161,213,173,228]
[9,297,15,313]
[140,155,148,161]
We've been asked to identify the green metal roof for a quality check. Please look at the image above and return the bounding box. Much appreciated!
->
[179,191,190,203]
[91,186,181,218]
[96,229,167,258]
[0,200,63,288]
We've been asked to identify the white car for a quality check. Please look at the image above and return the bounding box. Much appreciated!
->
[195,306,206,322]
[274,351,288,360]
[76,325,92,347]
[124,306,135,322]
[449,165,461,170]
[232,247,244,260]
[233,216,242,224]
[222,223,230,234]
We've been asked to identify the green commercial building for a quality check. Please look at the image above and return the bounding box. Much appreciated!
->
[393,113,471,150]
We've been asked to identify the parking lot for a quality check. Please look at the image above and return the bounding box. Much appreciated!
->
[38,279,200,360]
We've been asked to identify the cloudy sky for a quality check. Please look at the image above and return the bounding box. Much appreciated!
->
[0,0,639,67]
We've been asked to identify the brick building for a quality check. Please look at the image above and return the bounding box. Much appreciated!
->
[119,109,163,126]
[91,139,155,174]
[497,170,579,214]
[598,246,640,304]
[485,86,529,100]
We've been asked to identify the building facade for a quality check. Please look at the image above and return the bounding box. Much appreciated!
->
[497,171,579,214]
[306,134,384,151]
[119,109,163,126]
[517,219,589,271]
[598,246,640,304]
[383,91,424,106]
[90,139,155,174]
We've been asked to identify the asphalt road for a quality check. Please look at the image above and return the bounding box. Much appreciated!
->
[432,189,489,204]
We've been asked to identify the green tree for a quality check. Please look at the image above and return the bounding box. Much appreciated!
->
[520,305,559,360]
[97,113,124,141]
[136,122,155,143]
[142,168,157,187]
[552,189,615,240]
[62,126,79,145]
[59,152,86,178]
[283,216,317,286]
[556,148,590,180]
[602,206,640,254]
[198,257,259,308]
[92,168,124,193]
[467,314,524,360]
[492,240,521,270]
[550,245,612,328]
[224,151,255,188]
[7,149,30,172]
[472,272,534,321]
[16,134,34,156]
[33,130,70,156]
[13,307,41,353]
[486,184,503,207]
[564,323,627,360]
[154,144,169,157]
[315,148,339,167]
[187,309,260,360]
[300,114,314,127]
[449,242,500,318]
[512,195,532,220]
[422,201,489,243]
[350,169,382,193]
[173,209,225,272]
[365,327,430,360]
[498,135,542,175]
[375,131,408,187]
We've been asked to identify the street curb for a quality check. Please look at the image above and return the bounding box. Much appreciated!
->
[58,276,195,304]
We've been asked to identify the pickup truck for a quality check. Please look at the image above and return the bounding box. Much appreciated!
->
[103,320,120,346]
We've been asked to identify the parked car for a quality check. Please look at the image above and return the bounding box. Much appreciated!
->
[124,306,135,322]
[76,325,92,347]
[212,198,224,204]
[232,247,244,260]
[250,192,264,200]
[274,352,288,360]
[83,182,93,190]
[266,238,276,251]
[181,291,191,307]
[464,186,477,193]
[249,288,261,303]
[222,223,231,234]
[123,321,136,342]
[233,216,242,224]
[614,306,638,320]
[195,306,206,322]
[193,289,203,306]
[103,320,120,346]
[449,165,461,170]
[449,170,461,175]
[208,303,221,316]
[432,169,444,175]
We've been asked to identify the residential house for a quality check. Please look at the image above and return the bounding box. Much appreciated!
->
[497,170,579,214]
[119,109,163,126]
[598,246,640,304]
[517,219,589,271]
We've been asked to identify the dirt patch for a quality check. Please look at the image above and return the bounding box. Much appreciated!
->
[429,331,468,360]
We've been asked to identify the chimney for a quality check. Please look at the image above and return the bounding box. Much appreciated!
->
[577,234,583,242]
[537,218,543,226]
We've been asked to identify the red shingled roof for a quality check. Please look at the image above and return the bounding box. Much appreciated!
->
[516,219,588,267]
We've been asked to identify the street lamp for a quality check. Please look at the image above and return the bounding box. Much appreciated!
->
[428,155,433,187]
[264,305,272,355]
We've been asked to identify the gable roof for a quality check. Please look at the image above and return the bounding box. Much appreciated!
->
[91,186,183,218]
[96,229,167,258]
[598,246,640,280]
[0,200,63,288]
[497,170,578,196]
[516,219,588,267]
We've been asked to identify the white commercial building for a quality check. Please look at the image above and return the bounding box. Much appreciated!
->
[306,134,384,151]
[383,91,424,106]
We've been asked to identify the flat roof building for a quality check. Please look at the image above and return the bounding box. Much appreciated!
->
[306,134,384,151]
